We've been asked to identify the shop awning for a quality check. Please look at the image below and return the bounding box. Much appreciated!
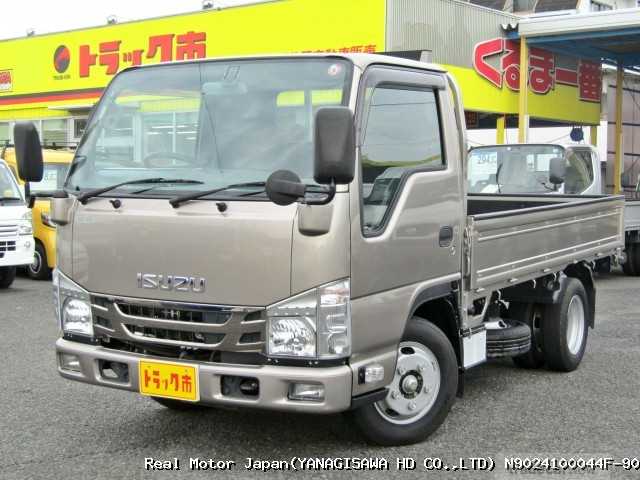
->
[507,8,640,192]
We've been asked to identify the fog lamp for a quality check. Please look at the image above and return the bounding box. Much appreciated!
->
[288,383,325,402]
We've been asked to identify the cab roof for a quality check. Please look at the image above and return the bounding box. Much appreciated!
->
[125,52,448,76]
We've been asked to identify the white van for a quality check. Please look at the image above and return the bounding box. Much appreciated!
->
[0,159,34,288]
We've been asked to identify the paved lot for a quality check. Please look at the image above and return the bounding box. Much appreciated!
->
[1,271,639,479]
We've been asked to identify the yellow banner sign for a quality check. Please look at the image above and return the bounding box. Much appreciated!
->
[0,0,386,109]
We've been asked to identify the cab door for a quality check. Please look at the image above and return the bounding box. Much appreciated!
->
[350,66,464,299]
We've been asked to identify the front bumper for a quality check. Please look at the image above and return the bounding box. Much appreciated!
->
[0,236,34,267]
[56,338,353,413]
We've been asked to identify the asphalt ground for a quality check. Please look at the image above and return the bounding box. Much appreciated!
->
[1,271,639,480]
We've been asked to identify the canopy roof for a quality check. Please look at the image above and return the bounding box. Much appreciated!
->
[508,8,640,70]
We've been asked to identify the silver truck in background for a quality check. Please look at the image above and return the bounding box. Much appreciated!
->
[14,54,624,445]
[469,143,639,275]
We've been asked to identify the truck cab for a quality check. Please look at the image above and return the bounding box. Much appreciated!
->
[0,158,34,288]
[13,54,624,445]
[468,143,601,195]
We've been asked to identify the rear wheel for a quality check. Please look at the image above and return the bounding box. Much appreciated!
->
[349,318,458,446]
[509,302,545,369]
[0,266,16,289]
[623,244,639,276]
[27,242,51,280]
[542,278,589,372]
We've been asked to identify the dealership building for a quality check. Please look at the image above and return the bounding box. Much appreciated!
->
[0,0,639,189]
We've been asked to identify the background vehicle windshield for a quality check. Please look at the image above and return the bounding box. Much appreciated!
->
[31,163,70,195]
[468,145,567,194]
[66,58,351,197]
[0,162,22,201]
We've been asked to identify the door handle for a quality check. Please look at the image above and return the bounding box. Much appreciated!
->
[439,226,454,247]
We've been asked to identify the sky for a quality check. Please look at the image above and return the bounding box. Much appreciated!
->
[0,0,254,40]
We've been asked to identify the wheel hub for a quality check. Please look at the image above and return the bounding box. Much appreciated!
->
[400,373,422,398]
[566,295,585,355]
[375,341,441,425]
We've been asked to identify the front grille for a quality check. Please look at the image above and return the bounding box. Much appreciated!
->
[124,323,226,345]
[0,224,18,239]
[91,295,265,353]
[0,240,16,253]
[116,302,230,324]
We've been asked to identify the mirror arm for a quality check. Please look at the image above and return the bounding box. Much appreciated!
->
[303,179,336,206]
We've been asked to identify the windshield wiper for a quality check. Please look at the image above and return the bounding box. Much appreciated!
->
[0,196,22,202]
[77,178,204,205]
[169,181,266,208]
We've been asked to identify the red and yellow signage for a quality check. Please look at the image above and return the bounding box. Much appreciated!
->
[457,37,602,124]
[0,0,601,125]
[0,0,386,111]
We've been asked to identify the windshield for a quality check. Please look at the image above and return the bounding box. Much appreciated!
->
[31,163,70,194]
[66,58,352,198]
[468,145,565,194]
[0,162,22,201]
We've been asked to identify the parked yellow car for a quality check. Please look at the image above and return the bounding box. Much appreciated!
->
[1,145,73,279]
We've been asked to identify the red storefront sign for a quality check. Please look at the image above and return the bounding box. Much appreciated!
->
[473,38,601,102]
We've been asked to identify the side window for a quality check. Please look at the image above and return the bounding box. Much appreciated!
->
[565,150,594,194]
[361,85,444,233]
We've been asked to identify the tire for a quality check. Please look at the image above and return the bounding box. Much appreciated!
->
[150,396,206,411]
[509,302,545,369]
[633,244,640,276]
[27,242,51,280]
[485,319,531,359]
[0,266,16,289]
[349,318,458,446]
[622,244,639,276]
[541,278,590,372]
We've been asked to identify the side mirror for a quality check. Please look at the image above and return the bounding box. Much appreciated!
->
[13,122,43,182]
[314,107,355,185]
[549,157,566,185]
[266,170,307,206]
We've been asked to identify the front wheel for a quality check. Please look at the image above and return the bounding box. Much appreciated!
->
[349,318,458,446]
[0,266,16,289]
[27,243,51,280]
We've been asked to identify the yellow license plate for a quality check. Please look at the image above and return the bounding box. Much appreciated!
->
[139,360,199,402]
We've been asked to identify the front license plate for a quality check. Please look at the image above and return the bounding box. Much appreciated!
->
[139,360,199,402]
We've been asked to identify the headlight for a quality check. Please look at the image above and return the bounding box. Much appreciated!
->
[267,279,351,359]
[18,211,32,235]
[41,212,56,228]
[53,269,93,337]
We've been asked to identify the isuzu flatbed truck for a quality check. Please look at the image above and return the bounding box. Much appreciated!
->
[13,54,624,445]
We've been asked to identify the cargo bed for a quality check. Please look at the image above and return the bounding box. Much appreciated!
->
[465,194,625,294]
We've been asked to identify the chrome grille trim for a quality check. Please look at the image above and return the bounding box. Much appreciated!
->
[0,224,18,238]
[91,294,266,352]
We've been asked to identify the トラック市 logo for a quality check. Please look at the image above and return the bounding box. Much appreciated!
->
[53,45,70,74]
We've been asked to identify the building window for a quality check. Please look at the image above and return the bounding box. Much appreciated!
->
[42,118,68,146]
[73,118,87,141]
[591,1,613,11]
[0,122,9,144]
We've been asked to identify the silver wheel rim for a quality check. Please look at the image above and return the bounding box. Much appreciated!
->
[566,295,586,355]
[30,250,42,275]
[374,341,441,425]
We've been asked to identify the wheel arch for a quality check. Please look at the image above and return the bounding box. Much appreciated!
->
[564,263,595,328]
[408,283,462,366]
